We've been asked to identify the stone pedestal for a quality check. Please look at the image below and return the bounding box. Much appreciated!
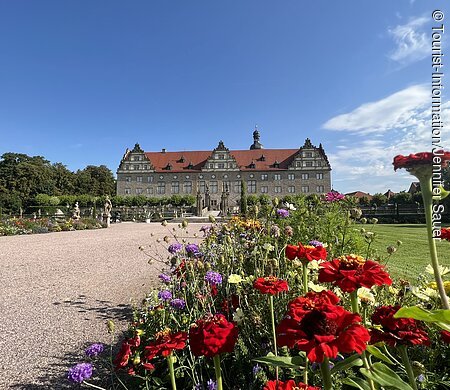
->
[103,213,111,227]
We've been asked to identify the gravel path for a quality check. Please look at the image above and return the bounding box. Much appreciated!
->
[0,222,203,389]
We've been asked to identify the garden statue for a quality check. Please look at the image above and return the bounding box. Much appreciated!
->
[103,196,112,227]
[73,202,81,220]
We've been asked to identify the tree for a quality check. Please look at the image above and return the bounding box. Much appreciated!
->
[74,165,116,196]
[240,180,247,216]
[391,192,412,205]
[371,193,388,207]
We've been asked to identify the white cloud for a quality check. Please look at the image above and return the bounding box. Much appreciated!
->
[323,84,428,134]
[388,16,428,65]
[324,86,450,194]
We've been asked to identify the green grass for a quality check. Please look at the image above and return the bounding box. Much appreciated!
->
[367,224,450,281]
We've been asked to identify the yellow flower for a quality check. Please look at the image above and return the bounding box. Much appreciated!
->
[388,286,399,296]
[228,274,243,284]
[428,281,450,294]
[357,287,376,305]
[308,281,327,292]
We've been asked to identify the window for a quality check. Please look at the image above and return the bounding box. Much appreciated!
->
[301,173,309,180]
[248,180,256,193]
[171,181,179,194]
[199,181,206,193]
[210,181,218,193]
[274,186,282,193]
[296,161,302,167]
[183,181,192,194]
[274,174,281,181]
[209,163,214,169]
[261,174,268,181]
[218,163,225,169]
[218,154,225,160]
[134,164,140,170]
[302,186,309,193]
[147,187,153,194]
[305,152,313,158]
[148,176,153,183]
[136,188,143,194]
[222,181,230,192]
[261,186,268,193]
[288,173,295,180]
[125,188,131,194]
[303,161,313,167]
[125,176,131,182]
[316,185,325,193]
[137,176,143,182]
[288,186,295,193]
[157,182,166,194]
[234,181,241,193]
[316,173,323,180]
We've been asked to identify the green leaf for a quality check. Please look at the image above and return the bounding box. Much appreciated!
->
[394,306,450,331]
[342,377,372,390]
[331,354,363,374]
[252,354,304,369]
[366,345,394,365]
[360,362,414,390]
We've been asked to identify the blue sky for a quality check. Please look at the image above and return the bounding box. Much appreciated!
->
[0,0,448,193]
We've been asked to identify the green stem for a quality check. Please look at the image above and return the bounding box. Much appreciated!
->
[213,355,223,390]
[167,353,177,390]
[420,176,450,309]
[350,291,359,314]
[398,345,418,390]
[320,357,333,390]
[302,261,309,384]
[269,295,279,380]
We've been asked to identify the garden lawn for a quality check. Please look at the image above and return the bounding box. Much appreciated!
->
[368,224,450,281]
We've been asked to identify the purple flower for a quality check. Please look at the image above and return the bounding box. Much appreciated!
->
[207,379,217,390]
[205,271,222,286]
[85,343,104,357]
[200,225,212,236]
[417,374,425,383]
[185,243,200,255]
[252,364,263,376]
[158,290,172,301]
[168,243,183,254]
[170,298,186,310]
[67,362,93,383]
[325,191,345,202]
[158,273,171,283]
[194,384,202,390]
[276,208,289,218]
[309,240,324,247]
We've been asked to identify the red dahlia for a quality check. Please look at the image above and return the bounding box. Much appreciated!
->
[285,242,327,262]
[253,276,289,295]
[441,228,450,241]
[318,254,392,293]
[264,379,322,390]
[441,330,450,344]
[370,305,430,347]
[144,329,187,361]
[393,151,450,171]
[277,295,369,363]
[189,313,238,357]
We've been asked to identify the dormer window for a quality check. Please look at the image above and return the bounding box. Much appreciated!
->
[248,161,256,169]
[164,163,172,170]
[187,162,194,169]
[258,154,266,161]
[273,160,280,168]
[178,156,185,163]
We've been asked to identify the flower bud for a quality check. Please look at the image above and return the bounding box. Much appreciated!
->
[161,220,168,226]
[350,208,362,219]
[387,245,397,254]
[209,215,216,223]
[360,228,366,234]
[397,240,402,246]
[272,197,279,206]
[370,218,378,224]
[182,220,188,228]
[107,319,115,334]
[163,236,170,243]
[360,217,367,224]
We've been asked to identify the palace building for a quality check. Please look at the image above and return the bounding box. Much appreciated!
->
[116,130,332,212]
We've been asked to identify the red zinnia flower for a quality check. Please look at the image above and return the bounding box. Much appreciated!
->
[285,242,327,262]
[441,228,450,241]
[253,276,289,295]
[370,305,430,347]
[144,329,188,361]
[318,254,392,293]
[440,330,450,344]
[113,335,140,370]
[189,313,238,357]
[264,379,322,390]
[393,151,450,171]
[277,294,369,363]
[286,290,340,321]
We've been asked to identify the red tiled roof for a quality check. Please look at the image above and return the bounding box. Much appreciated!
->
[346,191,373,199]
[145,149,300,173]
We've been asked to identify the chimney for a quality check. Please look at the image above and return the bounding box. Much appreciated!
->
[161,148,166,153]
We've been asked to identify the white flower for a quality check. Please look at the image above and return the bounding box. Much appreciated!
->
[233,308,244,324]
[284,202,297,211]
[425,264,450,276]
[307,260,324,271]
[308,281,327,292]
[263,243,275,252]
[357,287,376,305]
[228,274,243,284]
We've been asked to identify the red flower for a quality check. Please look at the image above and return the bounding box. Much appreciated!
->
[370,305,430,347]
[441,228,450,241]
[440,330,450,344]
[393,151,450,171]
[144,330,188,361]
[287,290,340,321]
[189,313,238,357]
[277,295,369,363]
[264,379,322,389]
[253,276,289,295]
[285,243,327,262]
[113,335,140,370]
[318,255,392,293]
